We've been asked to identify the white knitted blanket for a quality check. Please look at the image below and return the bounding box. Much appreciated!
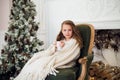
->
[14,38,80,80]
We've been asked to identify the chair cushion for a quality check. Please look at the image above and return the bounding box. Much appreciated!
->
[46,67,78,80]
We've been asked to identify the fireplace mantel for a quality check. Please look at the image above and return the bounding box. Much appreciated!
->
[76,20,120,29]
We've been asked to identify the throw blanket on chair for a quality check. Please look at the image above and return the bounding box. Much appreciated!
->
[14,38,80,80]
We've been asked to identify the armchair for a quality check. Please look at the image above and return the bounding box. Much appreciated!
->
[46,24,95,80]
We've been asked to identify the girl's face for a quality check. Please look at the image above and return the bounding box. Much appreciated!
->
[62,24,73,40]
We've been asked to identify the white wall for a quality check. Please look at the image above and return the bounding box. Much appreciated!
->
[0,0,11,30]
[32,0,47,48]
[43,0,120,46]
[0,0,12,54]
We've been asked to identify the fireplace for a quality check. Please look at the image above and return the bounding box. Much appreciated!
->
[93,29,120,66]
[89,29,120,80]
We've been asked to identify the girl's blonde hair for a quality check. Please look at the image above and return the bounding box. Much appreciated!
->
[56,20,83,48]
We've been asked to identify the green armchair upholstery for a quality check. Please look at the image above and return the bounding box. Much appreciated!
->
[46,24,95,80]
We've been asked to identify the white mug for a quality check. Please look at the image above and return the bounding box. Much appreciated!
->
[56,41,62,51]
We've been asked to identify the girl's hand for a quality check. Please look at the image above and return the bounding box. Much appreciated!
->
[53,40,65,51]
[59,41,65,48]
[56,41,65,51]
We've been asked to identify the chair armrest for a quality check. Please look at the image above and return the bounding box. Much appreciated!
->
[77,58,87,80]
[86,53,94,66]
[77,53,94,80]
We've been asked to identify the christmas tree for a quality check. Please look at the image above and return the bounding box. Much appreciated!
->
[0,0,43,79]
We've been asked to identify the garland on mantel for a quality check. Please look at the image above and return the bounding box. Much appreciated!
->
[95,29,120,52]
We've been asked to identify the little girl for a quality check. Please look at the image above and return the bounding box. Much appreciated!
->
[14,20,83,80]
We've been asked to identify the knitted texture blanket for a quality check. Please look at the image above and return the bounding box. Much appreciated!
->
[14,38,80,80]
